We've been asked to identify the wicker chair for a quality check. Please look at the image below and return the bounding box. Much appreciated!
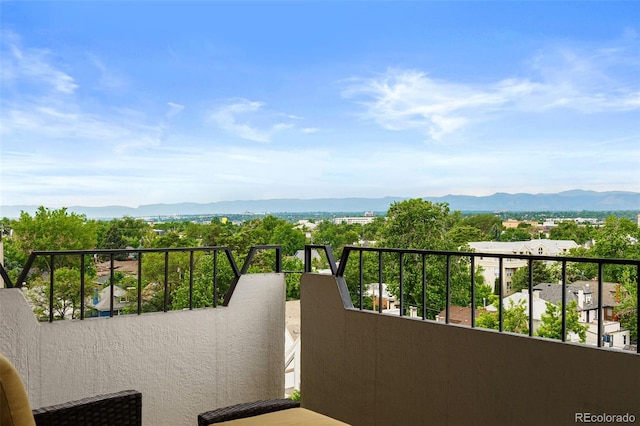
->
[32,390,142,426]
[1,352,141,426]
[197,399,300,425]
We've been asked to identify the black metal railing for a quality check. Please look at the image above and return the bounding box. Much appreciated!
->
[1,245,283,321]
[303,245,640,354]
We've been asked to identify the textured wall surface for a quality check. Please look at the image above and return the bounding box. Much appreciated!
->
[300,273,640,426]
[0,273,285,426]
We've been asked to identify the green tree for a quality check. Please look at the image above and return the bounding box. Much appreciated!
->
[501,227,531,242]
[148,230,197,248]
[375,199,479,318]
[97,216,150,249]
[25,267,83,320]
[461,214,502,239]
[381,199,454,250]
[312,221,360,258]
[138,249,194,311]
[590,216,640,283]
[361,216,386,242]
[270,223,307,256]
[283,257,305,300]
[447,225,486,245]
[11,207,98,272]
[100,223,128,260]
[560,216,640,297]
[170,252,237,310]
[536,300,587,343]
[511,261,552,293]
[5,206,97,292]
[549,221,593,245]
[476,299,529,335]
[201,218,238,247]
[614,269,637,343]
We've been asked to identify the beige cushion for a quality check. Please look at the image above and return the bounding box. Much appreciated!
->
[0,353,36,426]
[213,407,349,425]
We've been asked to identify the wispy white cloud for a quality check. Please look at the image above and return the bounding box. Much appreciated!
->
[342,69,527,141]
[0,31,168,156]
[88,54,128,92]
[343,41,639,141]
[167,102,185,118]
[208,99,298,143]
[1,31,78,94]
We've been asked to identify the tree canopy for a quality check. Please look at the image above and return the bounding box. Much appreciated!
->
[536,300,588,343]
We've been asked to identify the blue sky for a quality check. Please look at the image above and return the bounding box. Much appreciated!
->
[1,1,639,208]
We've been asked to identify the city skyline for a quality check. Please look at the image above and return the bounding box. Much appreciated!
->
[1,1,639,208]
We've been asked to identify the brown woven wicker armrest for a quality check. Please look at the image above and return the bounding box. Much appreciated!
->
[198,398,300,425]
[32,389,142,426]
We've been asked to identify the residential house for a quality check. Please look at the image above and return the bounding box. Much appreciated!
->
[365,282,396,312]
[435,306,482,326]
[293,248,321,264]
[485,289,549,335]
[88,285,130,317]
[533,282,630,349]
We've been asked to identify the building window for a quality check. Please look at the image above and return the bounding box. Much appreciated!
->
[506,281,512,290]
[538,247,544,255]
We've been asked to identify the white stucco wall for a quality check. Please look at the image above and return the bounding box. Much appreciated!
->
[0,273,285,426]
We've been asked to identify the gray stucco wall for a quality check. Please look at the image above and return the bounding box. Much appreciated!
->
[300,273,639,426]
[0,273,285,426]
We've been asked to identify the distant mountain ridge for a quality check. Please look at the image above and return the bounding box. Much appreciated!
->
[1,190,638,219]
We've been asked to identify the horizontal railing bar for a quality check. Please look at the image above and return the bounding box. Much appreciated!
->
[24,246,233,256]
[338,245,640,267]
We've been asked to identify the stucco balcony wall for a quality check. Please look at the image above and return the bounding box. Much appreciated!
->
[0,273,285,426]
[300,273,639,426]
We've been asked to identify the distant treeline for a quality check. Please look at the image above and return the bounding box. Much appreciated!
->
[140,210,638,225]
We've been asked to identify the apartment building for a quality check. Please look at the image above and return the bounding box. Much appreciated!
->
[468,239,579,296]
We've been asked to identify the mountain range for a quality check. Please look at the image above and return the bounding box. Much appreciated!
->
[1,190,638,219]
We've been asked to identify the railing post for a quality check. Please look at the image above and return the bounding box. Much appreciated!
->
[445,254,451,324]
[275,246,282,273]
[637,264,640,354]
[304,247,312,273]
[110,253,115,318]
[378,251,383,314]
[213,250,218,308]
[189,251,194,310]
[0,263,13,288]
[137,252,143,315]
[528,258,534,337]
[470,255,476,328]
[49,254,55,323]
[421,253,426,320]
[16,253,37,289]
[597,262,603,348]
[561,261,567,342]
[164,251,169,312]
[399,252,404,316]
[498,257,504,332]
[80,254,85,320]
[358,250,363,310]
